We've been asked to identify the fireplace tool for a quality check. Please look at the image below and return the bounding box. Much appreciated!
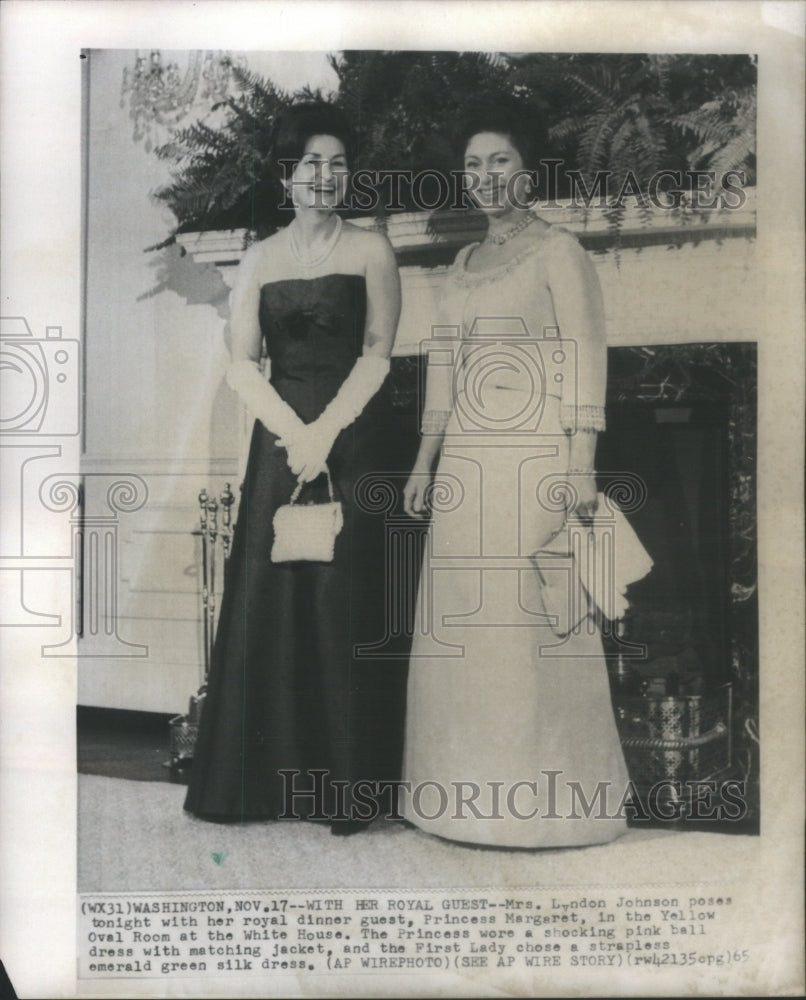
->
[168,483,235,778]
[608,620,734,811]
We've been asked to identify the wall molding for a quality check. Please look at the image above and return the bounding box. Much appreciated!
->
[175,189,757,267]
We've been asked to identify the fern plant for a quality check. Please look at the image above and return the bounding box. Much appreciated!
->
[150,52,756,242]
[670,86,756,181]
[151,66,301,244]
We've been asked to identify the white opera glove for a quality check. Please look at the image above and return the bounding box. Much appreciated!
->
[280,354,390,483]
[317,353,391,436]
[226,360,306,443]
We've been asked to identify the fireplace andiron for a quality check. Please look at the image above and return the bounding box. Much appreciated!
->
[168,483,234,779]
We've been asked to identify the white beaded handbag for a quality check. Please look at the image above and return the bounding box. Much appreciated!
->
[271,467,344,564]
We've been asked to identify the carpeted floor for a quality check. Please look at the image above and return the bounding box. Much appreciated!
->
[77,707,760,892]
[78,774,758,893]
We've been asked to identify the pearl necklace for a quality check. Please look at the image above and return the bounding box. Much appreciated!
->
[288,215,343,267]
[485,210,537,246]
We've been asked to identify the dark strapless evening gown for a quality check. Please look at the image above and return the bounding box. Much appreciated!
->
[184,274,406,822]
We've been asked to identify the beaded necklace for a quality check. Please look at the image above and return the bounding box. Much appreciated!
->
[484,210,537,246]
[288,215,343,267]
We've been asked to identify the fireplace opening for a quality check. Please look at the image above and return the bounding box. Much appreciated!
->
[596,343,758,830]
[599,398,732,697]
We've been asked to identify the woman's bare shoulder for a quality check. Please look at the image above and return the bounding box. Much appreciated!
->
[341,221,396,270]
[342,220,393,250]
[238,230,288,281]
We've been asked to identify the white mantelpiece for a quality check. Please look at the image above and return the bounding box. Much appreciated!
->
[176,193,758,354]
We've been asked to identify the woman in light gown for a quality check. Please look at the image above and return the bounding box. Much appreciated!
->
[401,102,630,847]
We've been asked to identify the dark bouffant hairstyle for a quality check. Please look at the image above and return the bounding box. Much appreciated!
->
[271,102,354,171]
[452,98,548,174]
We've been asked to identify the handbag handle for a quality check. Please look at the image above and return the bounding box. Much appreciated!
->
[289,466,336,505]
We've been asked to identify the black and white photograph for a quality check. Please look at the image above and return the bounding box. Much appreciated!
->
[0,2,803,998]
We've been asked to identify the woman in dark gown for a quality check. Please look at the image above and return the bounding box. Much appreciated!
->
[184,104,404,831]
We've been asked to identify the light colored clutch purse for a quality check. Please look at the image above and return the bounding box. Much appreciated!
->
[532,494,654,635]
[531,547,587,637]
[271,468,344,564]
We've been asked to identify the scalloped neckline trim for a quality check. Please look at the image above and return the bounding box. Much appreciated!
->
[452,225,570,286]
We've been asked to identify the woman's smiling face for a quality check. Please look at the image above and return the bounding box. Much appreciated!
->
[289,134,349,210]
[463,131,532,214]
